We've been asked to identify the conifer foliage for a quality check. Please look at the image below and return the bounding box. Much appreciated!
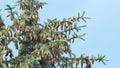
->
[0,0,108,68]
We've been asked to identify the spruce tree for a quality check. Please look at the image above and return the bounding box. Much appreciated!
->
[0,0,108,68]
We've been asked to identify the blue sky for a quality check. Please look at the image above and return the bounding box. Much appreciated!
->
[0,0,120,68]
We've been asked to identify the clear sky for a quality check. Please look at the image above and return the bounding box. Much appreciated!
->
[0,0,120,68]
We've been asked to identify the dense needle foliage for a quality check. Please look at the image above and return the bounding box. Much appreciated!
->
[0,0,108,68]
